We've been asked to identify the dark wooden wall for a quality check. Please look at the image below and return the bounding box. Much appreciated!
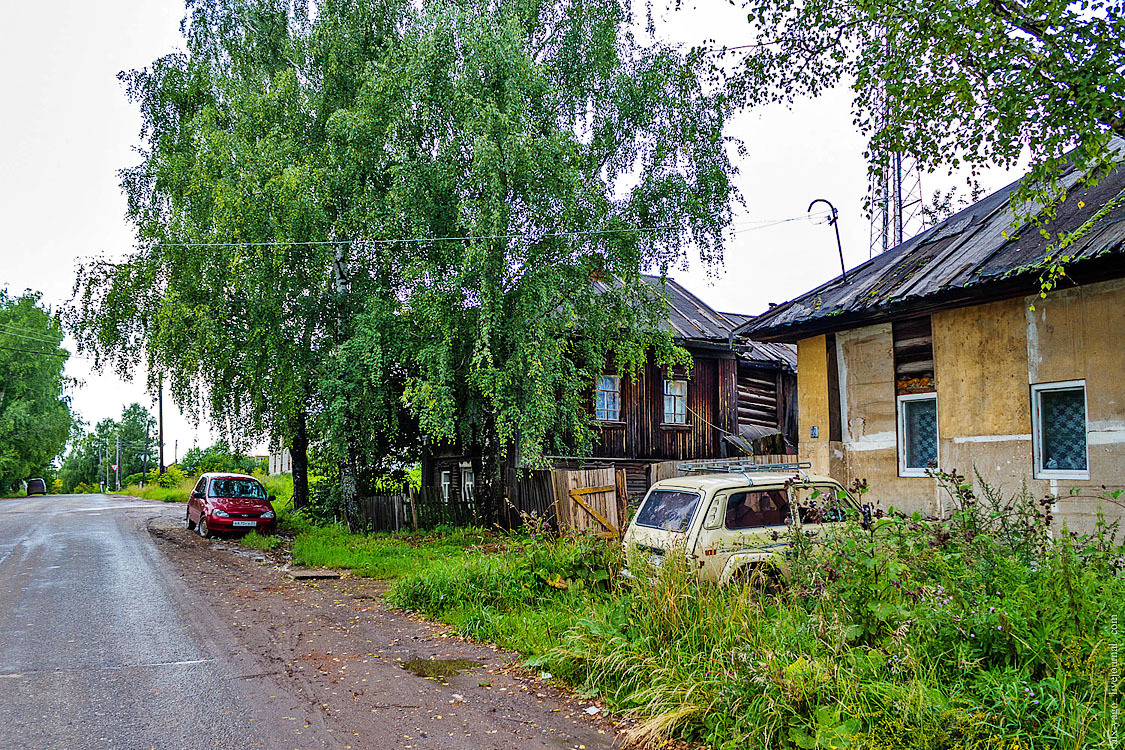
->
[592,348,739,462]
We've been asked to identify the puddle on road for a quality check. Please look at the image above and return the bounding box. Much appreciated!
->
[402,657,482,682]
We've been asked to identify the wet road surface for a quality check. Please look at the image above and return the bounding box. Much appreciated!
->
[0,494,333,750]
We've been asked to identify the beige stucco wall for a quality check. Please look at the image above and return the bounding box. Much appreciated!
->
[835,323,939,515]
[796,334,833,475]
[802,278,1125,532]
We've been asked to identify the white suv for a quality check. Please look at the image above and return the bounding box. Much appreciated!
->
[623,463,859,585]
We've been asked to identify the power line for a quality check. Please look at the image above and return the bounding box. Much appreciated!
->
[0,343,68,358]
[145,212,834,249]
[0,328,63,345]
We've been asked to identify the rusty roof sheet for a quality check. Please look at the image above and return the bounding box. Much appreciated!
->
[742,155,1125,342]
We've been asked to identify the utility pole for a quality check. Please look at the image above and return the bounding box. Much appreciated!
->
[98,443,104,493]
[174,439,178,466]
[115,433,121,491]
[142,421,149,488]
[158,379,166,475]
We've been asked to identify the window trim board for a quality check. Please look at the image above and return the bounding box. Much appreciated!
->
[897,392,938,478]
[1031,379,1090,480]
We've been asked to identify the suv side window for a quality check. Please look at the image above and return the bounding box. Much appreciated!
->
[724,490,789,529]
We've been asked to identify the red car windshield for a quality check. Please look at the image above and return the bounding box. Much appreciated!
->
[208,478,266,500]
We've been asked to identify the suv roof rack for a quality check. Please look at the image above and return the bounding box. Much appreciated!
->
[676,461,812,475]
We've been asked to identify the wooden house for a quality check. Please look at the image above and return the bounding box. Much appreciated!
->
[741,156,1125,532]
[423,275,797,512]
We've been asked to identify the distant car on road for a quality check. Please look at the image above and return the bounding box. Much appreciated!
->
[185,472,276,539]
[26,478,47,496]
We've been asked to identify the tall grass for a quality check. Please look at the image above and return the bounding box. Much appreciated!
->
[117,474,196,503]
[386,476,1124,750]
[539,487,1124,749]
[290,525,497,579]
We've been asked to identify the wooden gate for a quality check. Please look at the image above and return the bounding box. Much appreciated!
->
[552,467,626,538]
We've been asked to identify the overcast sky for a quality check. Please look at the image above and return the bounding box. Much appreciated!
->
[0,0,1016,458]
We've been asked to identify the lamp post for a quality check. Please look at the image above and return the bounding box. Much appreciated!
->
[808,198,848,285]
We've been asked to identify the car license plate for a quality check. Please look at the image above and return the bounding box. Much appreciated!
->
[649,553,664,567]
[232,519,257,527]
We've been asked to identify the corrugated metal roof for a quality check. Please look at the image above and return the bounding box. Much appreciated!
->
[592,275,795,369]
[742,154,1125,342]
[639,275,796,369]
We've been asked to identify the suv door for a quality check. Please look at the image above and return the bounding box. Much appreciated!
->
[710,487,793,582]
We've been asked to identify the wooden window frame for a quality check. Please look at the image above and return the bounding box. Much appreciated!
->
[440,470,452,502]
[1031,380,1089,480]
[897,393,938,478]
[595,375,621,422]
[662,378,688,425]
[460,466,476,501]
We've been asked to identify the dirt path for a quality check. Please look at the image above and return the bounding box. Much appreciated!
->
[147,517,622,749]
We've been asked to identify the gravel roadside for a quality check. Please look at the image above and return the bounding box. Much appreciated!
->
[146,516,623,750]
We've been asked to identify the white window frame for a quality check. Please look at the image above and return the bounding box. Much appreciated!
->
[460,464,475,502]
[595,375,621,421]
[1031,379,1089,480]
[897,393,938,478]
[440,470,452,502]
[663,379,688,424]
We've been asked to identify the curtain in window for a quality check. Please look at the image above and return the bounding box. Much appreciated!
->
[1041,389,1087,471]
[904,398,937,469]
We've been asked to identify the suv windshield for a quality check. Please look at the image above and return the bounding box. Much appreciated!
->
[209,478,266,500]
[635,490,701,533]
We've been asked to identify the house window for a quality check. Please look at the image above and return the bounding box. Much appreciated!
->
[1032,381,1088,479]
[897,393,938,477]
[663,379,687,424]
[595,375,620,421]
[461,467,476,502]
[440,471,452,502]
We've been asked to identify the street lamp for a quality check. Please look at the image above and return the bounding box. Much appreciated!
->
[808,198,848,285]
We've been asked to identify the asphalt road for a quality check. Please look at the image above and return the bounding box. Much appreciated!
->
[0,494,335,750]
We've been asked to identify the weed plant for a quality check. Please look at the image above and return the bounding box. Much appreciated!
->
[240,530,281,551]
[539,474,1124,749]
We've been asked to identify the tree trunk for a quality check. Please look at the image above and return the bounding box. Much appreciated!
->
[290,411,309,511]
[479,413,505,528]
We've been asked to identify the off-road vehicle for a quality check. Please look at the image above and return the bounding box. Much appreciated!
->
[623,462,861,585]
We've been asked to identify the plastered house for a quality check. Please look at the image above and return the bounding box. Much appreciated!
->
[742,159,1125,531]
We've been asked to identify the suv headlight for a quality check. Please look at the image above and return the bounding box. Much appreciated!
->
[261,510,275,519]
[211,508,230,517]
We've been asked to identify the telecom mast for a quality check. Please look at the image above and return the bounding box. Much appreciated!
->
[867,35,926,257]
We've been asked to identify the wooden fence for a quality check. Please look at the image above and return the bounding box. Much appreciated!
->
[357,455,795,534]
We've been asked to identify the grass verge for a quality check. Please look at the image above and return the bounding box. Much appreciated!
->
[382,491,1123,750]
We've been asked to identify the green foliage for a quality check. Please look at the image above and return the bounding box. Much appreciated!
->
[240,530,281,551]
[735,0,1125,260]
[70,0,738,516]
[119,471,196,502]
[179,441,265,475]
[58,402,157,492]
[290,524,494,579]
[0,290,75,490]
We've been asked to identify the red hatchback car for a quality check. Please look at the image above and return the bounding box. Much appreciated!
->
[186,472,277,539]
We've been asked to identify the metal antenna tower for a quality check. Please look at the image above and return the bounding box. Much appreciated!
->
[868,34,926,257]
